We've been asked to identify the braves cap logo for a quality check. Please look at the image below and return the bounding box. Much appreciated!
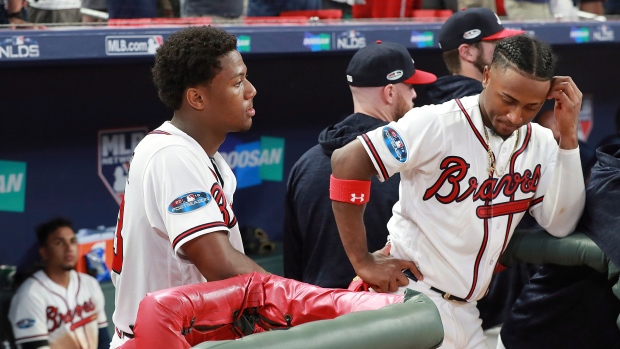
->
[463,29,482,39]
[168,191,212,214]
[382,126,408,163]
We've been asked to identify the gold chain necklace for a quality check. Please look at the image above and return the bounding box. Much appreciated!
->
[483,126,519,177]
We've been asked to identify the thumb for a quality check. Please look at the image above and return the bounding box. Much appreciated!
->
[401,260,423,280]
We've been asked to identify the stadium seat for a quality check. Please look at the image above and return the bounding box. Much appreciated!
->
[243,16,309,25]
[436,9,454,18]
[279,9,343,19]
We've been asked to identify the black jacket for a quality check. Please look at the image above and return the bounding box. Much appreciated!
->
[283,113,400,288]
[500,144,620,349]
[426,75,483,105]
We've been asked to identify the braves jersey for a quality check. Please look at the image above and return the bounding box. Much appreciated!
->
[358,95,584,301]
[111,121,243,336]
[8,270,107,349]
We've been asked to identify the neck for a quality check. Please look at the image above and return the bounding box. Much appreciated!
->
[45,268,71,288]
[351,88,395,123]
[170,113,224,157]
[457,63,483,82]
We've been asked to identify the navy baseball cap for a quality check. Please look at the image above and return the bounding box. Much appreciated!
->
[438,8,524,51]
[346,40,437,87]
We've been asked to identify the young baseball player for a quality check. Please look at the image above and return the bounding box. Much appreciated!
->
[284,41,437,289]
[330,35,585,348]
[8,217,109,349]
[109,26,266,348]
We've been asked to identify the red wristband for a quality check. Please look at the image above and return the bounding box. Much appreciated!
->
[329,174,371,205]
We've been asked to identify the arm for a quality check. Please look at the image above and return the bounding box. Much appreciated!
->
[283,174,304,281]
[331,140,418,293]
[8,283,50,349]
[534,76,585,236]
[7,0,28,26]
[182,231,267,281]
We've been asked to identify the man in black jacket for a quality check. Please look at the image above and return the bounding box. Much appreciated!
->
[283,41,437,288]
[426,8,523,105]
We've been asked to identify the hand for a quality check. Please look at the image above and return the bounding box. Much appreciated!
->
[354,249,422,293]
[547,76,582,150]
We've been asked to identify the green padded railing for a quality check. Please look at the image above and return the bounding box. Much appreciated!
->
[192,289,443,349]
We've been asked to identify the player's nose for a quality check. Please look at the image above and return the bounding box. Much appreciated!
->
[246,80,257,99]
[506,107,524,125]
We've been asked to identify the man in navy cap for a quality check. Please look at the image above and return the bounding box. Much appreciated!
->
[426,8,524,105]
[283,41,437,289]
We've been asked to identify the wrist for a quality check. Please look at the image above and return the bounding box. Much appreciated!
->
[7,10,23,19]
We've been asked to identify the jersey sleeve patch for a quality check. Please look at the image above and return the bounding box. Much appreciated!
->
[382,126,408,163]
[15,318,36,329]
[168,191,212,214]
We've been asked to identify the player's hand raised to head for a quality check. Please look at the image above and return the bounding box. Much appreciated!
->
[355,250,422,293]
[547,76,582,150]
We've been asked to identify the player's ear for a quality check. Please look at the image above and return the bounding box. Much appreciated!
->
[382,84,395,104]
[186,87,206,111]
[482,66,491,89]
[458,43,475,63]
[39,246,48,261]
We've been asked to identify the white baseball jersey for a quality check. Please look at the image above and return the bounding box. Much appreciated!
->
[8,270,107,349]
[358,95,584,301]
[111,121,244,338]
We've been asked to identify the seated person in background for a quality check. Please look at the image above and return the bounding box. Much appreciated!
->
[498,145,619,349]
[503,0,553,20]
[331,35,585,349]
[182,0,243,19]
[284,40,437,289]
[247,0,321,16]
[9,217,109,349]
[26,0,81,23]
[426,8,524,105]
[597,105,620,148]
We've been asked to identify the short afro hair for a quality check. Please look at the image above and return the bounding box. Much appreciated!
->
[152,26,238,110]
[492,35,556,81]
[36,217,73,247]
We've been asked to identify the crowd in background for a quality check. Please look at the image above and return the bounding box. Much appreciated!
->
[1,0,619,27]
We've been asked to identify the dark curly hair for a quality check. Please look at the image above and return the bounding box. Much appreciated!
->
[152,26,238,110]
[492,35,556,81]
[36,217,73,247]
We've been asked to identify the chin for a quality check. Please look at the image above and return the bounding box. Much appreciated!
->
[62,264,76,271]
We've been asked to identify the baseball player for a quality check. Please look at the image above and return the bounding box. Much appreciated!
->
[109,26,266,349]
[284,41,437,289]
[330,35,585,348]
[8,217,109,349]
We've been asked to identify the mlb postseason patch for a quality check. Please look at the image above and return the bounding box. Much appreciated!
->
[16,318,35,329]
[382,127,408,163]
[168,192,212,214]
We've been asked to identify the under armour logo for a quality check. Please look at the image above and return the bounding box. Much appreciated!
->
[350,193,365,203]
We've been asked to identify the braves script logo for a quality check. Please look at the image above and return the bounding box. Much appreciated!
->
[423,156,541,218]
[210,183,236,228]
[47,299,95,332]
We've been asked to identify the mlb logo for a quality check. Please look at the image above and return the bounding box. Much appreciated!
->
[187,194,196,202]
[12,36,24,45]
[153,35,164,45]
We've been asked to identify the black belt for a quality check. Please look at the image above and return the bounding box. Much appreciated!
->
[402,269,467,302]
[116,327,135,339]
